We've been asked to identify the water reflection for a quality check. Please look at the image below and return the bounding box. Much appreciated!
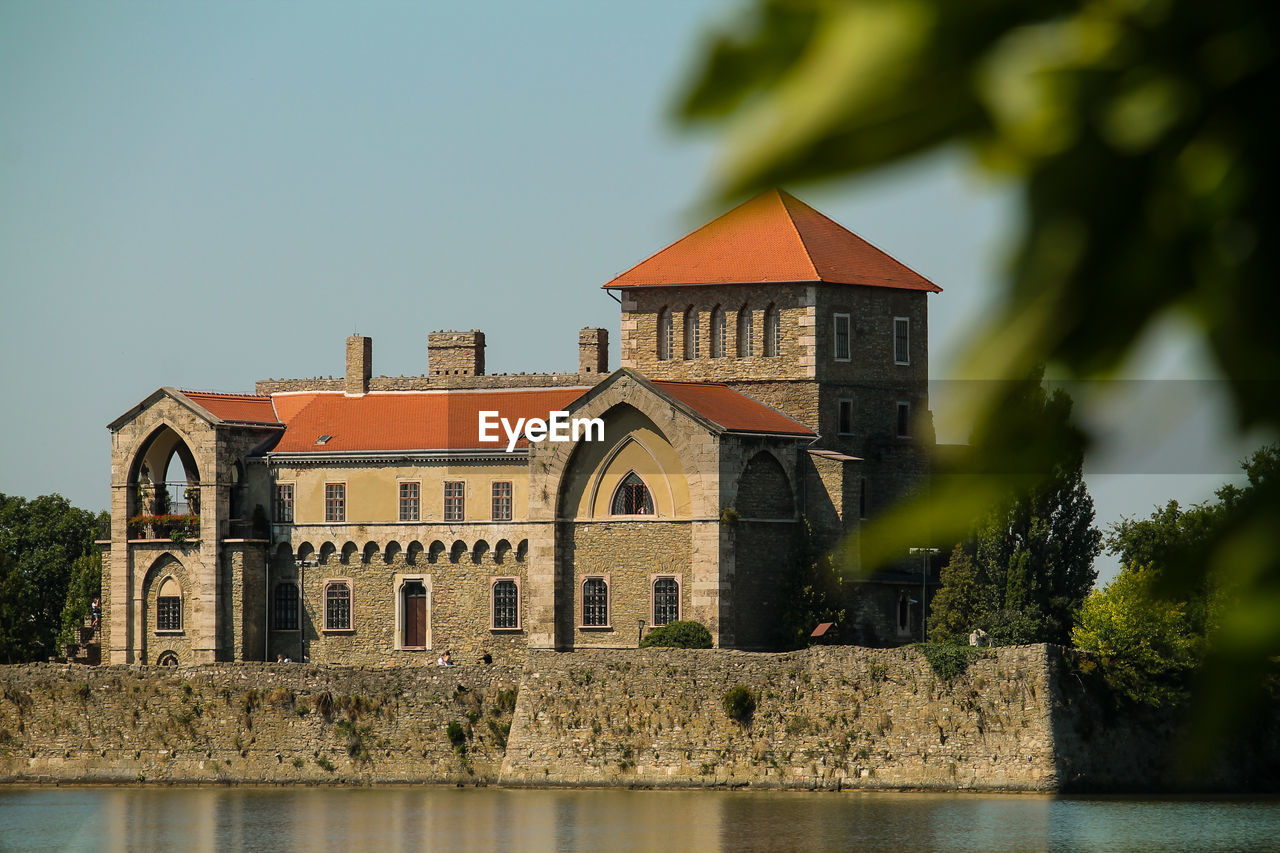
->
[1,787,1277,852]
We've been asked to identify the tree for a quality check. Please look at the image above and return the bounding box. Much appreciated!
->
[0,493,101,662]
[1073,565,1204,708]
[927,373,1101,645]
[676,0,1280,732]
[777,517,847,649]
[60,550,102,647]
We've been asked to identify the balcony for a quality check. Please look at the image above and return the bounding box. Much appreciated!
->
[127,514,201,543]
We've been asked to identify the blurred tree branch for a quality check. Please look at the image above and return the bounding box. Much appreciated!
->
[676,0,1279,748]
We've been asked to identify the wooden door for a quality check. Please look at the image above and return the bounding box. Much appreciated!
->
[403,581,426,647]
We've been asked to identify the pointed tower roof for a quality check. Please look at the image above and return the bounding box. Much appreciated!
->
[603,189,940,292]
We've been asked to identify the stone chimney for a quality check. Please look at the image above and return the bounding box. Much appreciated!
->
[428,330,486,377]
[345,335,372,395]
[578,328,608,375]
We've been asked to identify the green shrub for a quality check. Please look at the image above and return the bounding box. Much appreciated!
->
[722,685,756,725]
[917,642,982,680]
[640,620,713,649]
[494,688,518,713]
[446,720,466,749]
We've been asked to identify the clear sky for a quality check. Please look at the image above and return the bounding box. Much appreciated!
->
[0,1,1262,583]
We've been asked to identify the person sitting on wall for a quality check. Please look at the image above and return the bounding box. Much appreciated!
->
[90,597,101,630]
[477,650,492,665]
[437,650,453,666]
[968,628,989,648]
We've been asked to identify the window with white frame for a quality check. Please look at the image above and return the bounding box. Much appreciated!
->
[652,576,680,626]
[399,481,420,522]
[324,581,352,631]
[444,481,465,522]
[581,577,609,627]
[657,308,674,361]
[764,305,780,357]
[894,317,910,365]
[491,578,520,630]
[711,306,726,358]
[833,313,851,361]
[492,481,512,521]
[324,483,345,523]
[274,483,294,524]
[738,305,754,357]
[683,307,699,359]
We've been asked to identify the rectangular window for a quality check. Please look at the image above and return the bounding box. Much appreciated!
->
[897,402,911,438]
[581,577,609,627]
[156,597,182,632]
[325,582,351,631]
[273,583,299,631]
[838,399,853,435]
[324,483,345,523]
[492,481,513,521]
[399,482,420,522]
[652,577,680,627]
[833,313,851,361]
[444,481,465,522]
[894,317,910,365]
[274,484,294,524]
[492,578,520,630]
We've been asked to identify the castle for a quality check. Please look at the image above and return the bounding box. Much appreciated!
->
[102,190,940,666]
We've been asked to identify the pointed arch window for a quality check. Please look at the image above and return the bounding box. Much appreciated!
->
[710,306,726,358]
[764,305,781,357]
[738,305,754,357]
[611,472,654,516]
[156,577,182,633]
[657,308,674,361]
[683,307,699,360]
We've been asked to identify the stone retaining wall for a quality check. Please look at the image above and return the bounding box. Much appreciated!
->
[2,647,1276,791]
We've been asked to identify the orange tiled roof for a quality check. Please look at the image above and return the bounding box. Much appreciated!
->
[180,391,281,425]
[654,381,814,437]
[604,189,940,292]
[269,389,591,453]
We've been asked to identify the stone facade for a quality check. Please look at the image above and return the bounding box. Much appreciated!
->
[6,646,1272,790]
[102,192,944,665]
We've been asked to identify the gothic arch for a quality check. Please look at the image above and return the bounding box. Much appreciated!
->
[734,451,795,519]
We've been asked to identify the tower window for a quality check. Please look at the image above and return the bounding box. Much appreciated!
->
[894,317,910,365]
[897,402,911,438]
[711,306,726,358]
[764,305,780,357]
[657,308,674,361]
[838,399,853,435]
[738,306,754,357]
[833,313,851,361]
[683,307,700,360]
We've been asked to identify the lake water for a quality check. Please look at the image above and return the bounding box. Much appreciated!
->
[0,787,1277,852]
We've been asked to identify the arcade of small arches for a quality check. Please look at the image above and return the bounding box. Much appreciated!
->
[656,302,781,361]
[283,537,530,568]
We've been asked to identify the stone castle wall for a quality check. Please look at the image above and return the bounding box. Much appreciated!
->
[0,662,520,785]
[7,647,1271,792]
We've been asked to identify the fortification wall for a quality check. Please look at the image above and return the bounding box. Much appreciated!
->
[500,645,1057,790]
[2,647,1275,791]
[0,663,519,785]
